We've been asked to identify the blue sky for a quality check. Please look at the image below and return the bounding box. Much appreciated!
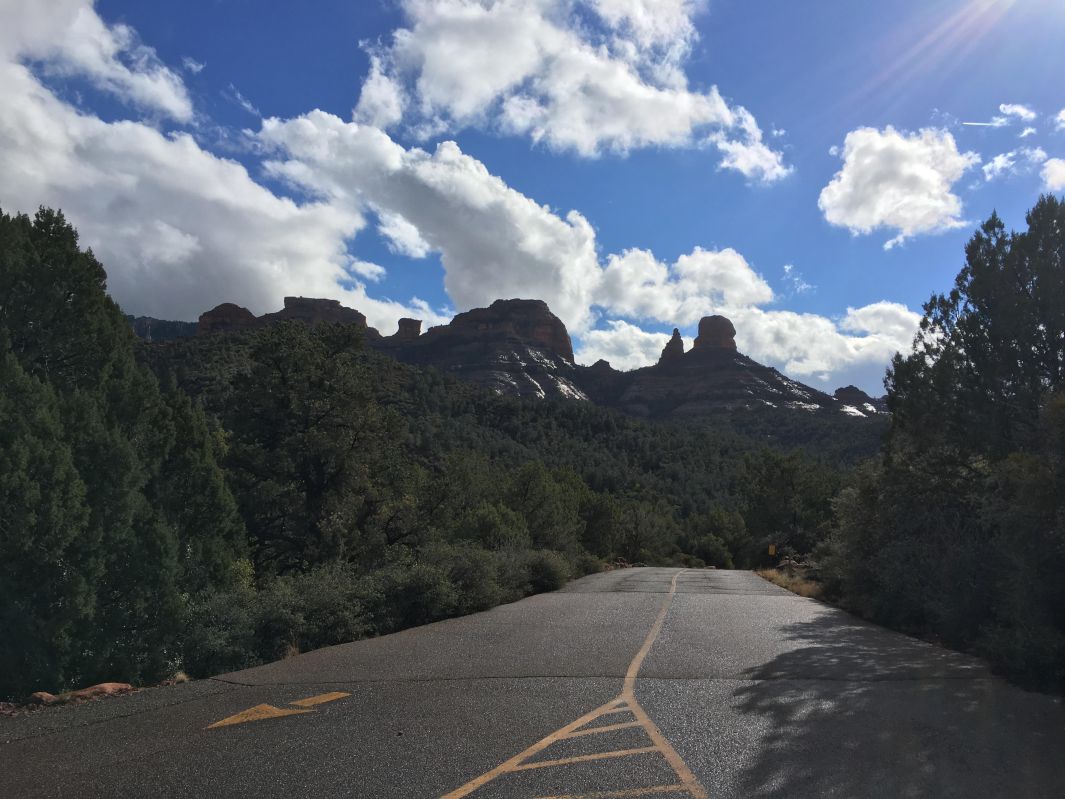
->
[2,0,1064,393]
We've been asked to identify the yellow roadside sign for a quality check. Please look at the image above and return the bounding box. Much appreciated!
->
[768,544,777,556]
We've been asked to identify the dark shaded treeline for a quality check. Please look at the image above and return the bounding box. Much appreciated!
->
[1,208,866,700]
[822,195,1065,692]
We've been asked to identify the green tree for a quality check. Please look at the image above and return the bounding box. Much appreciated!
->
[888,196,1065,457]
[827,196,1065,689]
[221,322,402,572]
[0,208,245,696]
[0,342,91,696]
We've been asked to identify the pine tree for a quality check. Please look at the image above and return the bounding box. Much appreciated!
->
[0,339,91,697]
[0,208,246,694]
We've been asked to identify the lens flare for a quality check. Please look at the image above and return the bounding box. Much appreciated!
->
[850,0,1021,108]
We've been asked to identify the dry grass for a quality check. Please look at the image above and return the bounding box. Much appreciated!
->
[756,568,824,600]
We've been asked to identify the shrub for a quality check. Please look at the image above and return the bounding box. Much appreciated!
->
[428,543,504,615]
[690,534,733,569]
[525,549,572,593]
[281,563,371,652]
[360,555,459,633]
[182,586,258,677]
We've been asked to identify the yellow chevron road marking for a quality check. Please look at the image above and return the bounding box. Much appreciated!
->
[207,691,351,729]
[289,691,351,707]
[440,570,707,799]
[206,704,312,729]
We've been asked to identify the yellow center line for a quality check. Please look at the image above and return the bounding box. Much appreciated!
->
[620,571,706,799]
[560,720,643,739]
[510,746,660,772]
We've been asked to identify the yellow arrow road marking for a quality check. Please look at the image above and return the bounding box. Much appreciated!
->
[289,691,351,707]
[207,691,352,729]
[207,704,312,729]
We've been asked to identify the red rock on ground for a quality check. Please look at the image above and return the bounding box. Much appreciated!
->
[24,682,136,709]
[62,682,135,703]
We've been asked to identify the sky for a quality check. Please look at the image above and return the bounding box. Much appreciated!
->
[1,0,1064,395]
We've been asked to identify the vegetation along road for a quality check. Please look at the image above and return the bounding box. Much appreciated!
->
[3,568,1063,798]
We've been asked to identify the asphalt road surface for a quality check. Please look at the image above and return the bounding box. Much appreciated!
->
[3,568,1064,798]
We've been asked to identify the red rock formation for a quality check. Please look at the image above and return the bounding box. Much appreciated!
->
[197,297,371,337]
[693,315,737,350]
[197,303,257,335]
[261,296,367,328]
[394,318,422,340]
[658,328,684,365]
[834,385,887,414]
[444,299,574,362]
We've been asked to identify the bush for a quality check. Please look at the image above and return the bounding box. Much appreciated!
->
[182,562,372,676]
[573,551,607,576]
[182,586,258,677]
[525,549,572,593]
[278,563,371,653]
[361,555,459,633]
[690,534,733,569]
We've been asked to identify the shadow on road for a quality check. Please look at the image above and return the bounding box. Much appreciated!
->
[730,608,1064,798]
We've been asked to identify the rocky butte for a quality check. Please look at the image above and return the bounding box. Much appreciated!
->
[385,299,586,400]
[140,297,884,418]
[597,312,842,417]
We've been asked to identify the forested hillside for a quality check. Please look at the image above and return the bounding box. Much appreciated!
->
[0,208,866,700]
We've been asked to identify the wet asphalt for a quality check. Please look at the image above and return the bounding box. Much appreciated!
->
[2,568,1063,798]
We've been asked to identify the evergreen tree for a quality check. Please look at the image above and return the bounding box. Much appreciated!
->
[0,208,245,696]
[828,196,1065,690]
[221,322,401,572]
[0,340,91,696]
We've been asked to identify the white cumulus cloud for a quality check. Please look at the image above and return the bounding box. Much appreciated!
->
[260,111,603,331]
[598,247,773,325]
[353,54,407,128]
[819,126,980,250]
[1043,158,1065,192]
[376,210,431,258]
[574,320,675,371]
[0,0,193,121]
[0,6,447,331]
[982,147,1047,182]
[998,103,1036,121]
[728,301,921,390]
[354,0,789,182]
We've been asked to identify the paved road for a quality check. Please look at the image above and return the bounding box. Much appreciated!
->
[3,568,1064,798]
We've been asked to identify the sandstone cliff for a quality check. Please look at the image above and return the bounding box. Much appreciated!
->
[140,298,886,417]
